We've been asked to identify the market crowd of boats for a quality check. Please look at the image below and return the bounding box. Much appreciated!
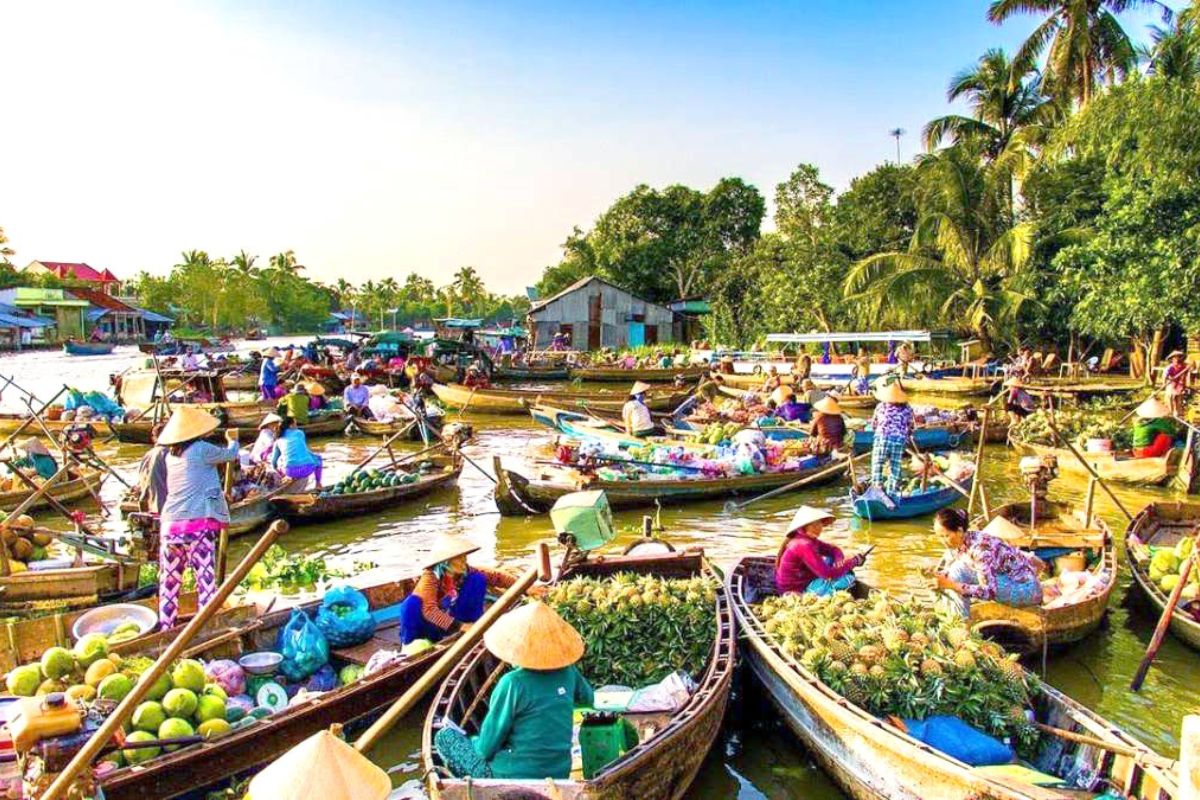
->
[0,329,1198,799]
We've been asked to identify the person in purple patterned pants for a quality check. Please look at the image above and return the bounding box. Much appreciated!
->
[156,407,239,628]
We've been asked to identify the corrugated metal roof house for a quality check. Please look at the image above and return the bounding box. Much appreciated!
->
[526,276,677,351]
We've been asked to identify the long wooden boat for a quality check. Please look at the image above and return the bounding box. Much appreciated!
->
[0,554,141,614]
[270,453,461,523]
[0,469,104,513]
[671,417,963,455]
[967,499,1117,653]
[123,478,301,541]
[1012,438,1180,486]
[432,382,686,415]
[0,414,91,437]
[112,410,346,444]
[569,364,706,383]
[63,340,117,356]
[492,363,570,380]
[851,475,973,521]
[728,555,1179,800]
[347,413,443,441]
[219,370,258,391]
[718,384,877,411]
[1126,501,1200,650]
[423,546,735,800]
[899,375,1000,397]
[1023,377,1143,401]
[493,455,848,515]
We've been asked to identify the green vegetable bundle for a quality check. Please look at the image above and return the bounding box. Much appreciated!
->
[755,591,1040,756]
[547,573,717,687]
[1011,409,1131,450]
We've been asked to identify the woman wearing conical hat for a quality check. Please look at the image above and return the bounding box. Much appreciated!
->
[1131,396,1177,459]
[774,505,865,596]
[258,347,281,401]
[808,395,847,453]
[1163,350,1191,417]
[398,534,517,645]
[869,380,913,495]
[10,437,58,481]
[434,601,593,780]
[157,406,240,628]
[622,381,657,437]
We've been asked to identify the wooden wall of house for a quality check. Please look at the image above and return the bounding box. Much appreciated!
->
[529,281,676,350]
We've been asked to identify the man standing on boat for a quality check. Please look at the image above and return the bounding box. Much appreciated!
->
[258,347,281,401]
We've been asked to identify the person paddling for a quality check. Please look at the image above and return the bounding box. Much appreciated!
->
[869,381,913,495]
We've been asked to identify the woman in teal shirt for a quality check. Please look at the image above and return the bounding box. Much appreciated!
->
[12,438,58,480]
[436,601,594,780]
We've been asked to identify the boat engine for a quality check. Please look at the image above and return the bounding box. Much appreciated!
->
[1018,454,1058,512]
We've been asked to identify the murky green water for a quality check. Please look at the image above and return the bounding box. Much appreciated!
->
[3,341,1196,798]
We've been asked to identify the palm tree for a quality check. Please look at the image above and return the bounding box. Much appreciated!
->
[231,250,258,276]
[1143,13,1200,82]
[268,250,304,276]
[923,49,1057,166]
[0,226,14,265]
[452,266,485,314]
[176,249,211,269]
[843,146,1037,350]
[987,0,1172,107]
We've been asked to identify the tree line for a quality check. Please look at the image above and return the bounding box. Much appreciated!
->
[535,0,1200,359]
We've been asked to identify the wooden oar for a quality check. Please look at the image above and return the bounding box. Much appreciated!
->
[40,520,288,800]
[349,432,443,478]
[1131,525,1200,691]
[723,457,852,512]
[1045,415,1134,522]
[354,541,552,754]
[1032,721,1176,770]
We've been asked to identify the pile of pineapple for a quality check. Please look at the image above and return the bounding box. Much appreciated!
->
[547,573,716,688]
[755,590,1040,754]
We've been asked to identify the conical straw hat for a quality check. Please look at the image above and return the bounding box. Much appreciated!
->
[875,381,909,404]
[813,396,842,415]
[629,381,653,396]
[423,534,480,569]
[981,515,1026,543]
[18,438,50,456]
[245,728,390,800]
[770,386,794,406]
[1136,397,1171,419]
[258,413,283,429]
[262,347,280,358]
[484,601,584,670]
[156,406,220,446]
[785,505,835,536]
[305,381,326,396]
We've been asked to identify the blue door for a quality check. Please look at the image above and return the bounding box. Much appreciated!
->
[628,322,645,347]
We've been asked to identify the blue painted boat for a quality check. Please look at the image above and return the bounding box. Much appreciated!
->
[745,424,962,454]
[851,475,973,520]
[63,340,116,356]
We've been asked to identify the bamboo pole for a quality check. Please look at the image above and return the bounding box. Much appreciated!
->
[1131,526,1200,691]
[1032,722,1176,770]
[353,541,552,754]
[40,520,289,800]
[0,385,68,453]
[723,457,853,512]
[968,408,989,516]
[1045,416,1134,522]
[1083,477,1097,528]
[0,460,105,542]
[217,431,238,585]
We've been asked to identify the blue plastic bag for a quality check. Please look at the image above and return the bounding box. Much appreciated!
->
[903,716,1014,766]
[304,664,338,692]
[275,609,329,681]
[63,389,86,412]
[315,585,376,647]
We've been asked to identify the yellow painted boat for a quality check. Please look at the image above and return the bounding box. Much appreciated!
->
[431,383,687,415]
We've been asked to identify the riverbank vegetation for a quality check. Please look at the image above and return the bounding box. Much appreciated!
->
[536,0,1200,359]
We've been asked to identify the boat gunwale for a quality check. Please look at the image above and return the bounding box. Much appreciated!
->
[1125,501,1200,650]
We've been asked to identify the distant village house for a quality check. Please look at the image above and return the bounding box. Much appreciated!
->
[526,276,678,350]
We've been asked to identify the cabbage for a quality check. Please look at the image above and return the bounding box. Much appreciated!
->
[1150,549,1180,579]
[204,659,246,697]
[1176,537,1195,562]
[1161,574,1182,593]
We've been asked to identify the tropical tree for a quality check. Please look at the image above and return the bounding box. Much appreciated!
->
[987,0,1171,107]
[0,226,14,266]
[843,146,1037,349]
[774,164,833,247]
[923,48,1057,170]
[1143,12,1200,82]
[231,250,257,276]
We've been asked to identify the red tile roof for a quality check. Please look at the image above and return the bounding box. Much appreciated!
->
[37,262,119,283]
[68,287,139,312]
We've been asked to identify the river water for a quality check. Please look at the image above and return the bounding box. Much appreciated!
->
[3,339,1197,799]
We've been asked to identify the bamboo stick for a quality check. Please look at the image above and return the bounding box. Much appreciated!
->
[0,385,68,453]
[1131,526,1200,691]
[1045,416,1134,522]
[1033,722,1176,770]
[353,541,551,754]
[40,520,289,800]
[968,408,989,516]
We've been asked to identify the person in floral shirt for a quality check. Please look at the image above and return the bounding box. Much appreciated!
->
[934,508,1045,609]
[869,380,914,494]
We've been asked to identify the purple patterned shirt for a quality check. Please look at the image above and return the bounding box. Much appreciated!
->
[871,402,914,439]
[957,531,1039,600]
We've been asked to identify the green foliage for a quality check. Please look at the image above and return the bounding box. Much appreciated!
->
[0,226,13,267]
[829,163,919,262]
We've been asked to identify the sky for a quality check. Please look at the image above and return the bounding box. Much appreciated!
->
[0,1,1177,295]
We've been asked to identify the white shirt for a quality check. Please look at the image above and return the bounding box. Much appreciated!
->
[249,429,276,463]
[622,399,653,434]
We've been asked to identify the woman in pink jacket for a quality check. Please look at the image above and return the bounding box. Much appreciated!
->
[774,506,867,596]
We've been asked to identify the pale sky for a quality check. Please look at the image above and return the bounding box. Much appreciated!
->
[1,1,1175,295]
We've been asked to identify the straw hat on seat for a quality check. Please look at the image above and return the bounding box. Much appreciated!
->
[18,438,50,457]
[245,728,390,800]
[813,396,842,415]
[785,505,836,536]
[156,406,220,446]
[423,534,480,569]
[629,381,652,396]
[875,381,909,404]
[982,515,1026,543]
[484,601,585,670]
[1136,397,1171,419]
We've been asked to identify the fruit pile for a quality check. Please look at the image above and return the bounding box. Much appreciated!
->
[318,468,418,498]
[119,659,236,766]
[547,573,716,687]
[1133,537,1198,601]
[5,634,142,702]
[696,422,743,445]
[0,512,51,570]
[755,591,1040,755]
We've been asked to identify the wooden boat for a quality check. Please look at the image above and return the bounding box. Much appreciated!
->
[63,340,116,356]
[0,414,99,437]
[270,452,461,523]
[718,384,877,411]
[84,576,458,800]
[0,469,104,513]
[219,370,259,391]
[1125,501,1200,650]
[124,479,301,541]
[569,364,707,383]
[728,555,1179,800]
[1011,438,1180,486]
[0,551,141,615]
[851,473,972,521]
[899,375,1000,397]
[423,546,735,800]
[432,382,686,415]
[492,363,570,380]
[967,499,1117,653]
[347,413,443,441]
[1022,377,1143,401]
[493,454,848,515]
[111,411,347,445]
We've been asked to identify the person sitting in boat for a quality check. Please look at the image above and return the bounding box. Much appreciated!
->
[934,508,1044,612]
[895,341,915,376]
[343,375,370,417]
[773,387,808,424]
[849,361,870,395]
[134,422,169,515]
[775,505,865,596]
[434,600,593,781]
[809,396,847,453]
[755,399,780,428]
[1003,378,1036,425]
[414,364,436,397]
[181,347,202,372]
[11,438,58,481]
[399,534,517,645]
[794,352,812,381]
[761,365,782,393]
[869,381,913,495]
[463,363,490,389]
[799,378,824,406]
[258,347,281,401]
[277,382,311,426]
[1163,350,1191,417]
[622,381,658,437]
[717,355,735,375]
[305,381,328,412]
[1131,397,1177,459]
[270,416,322,489]
[248,414,283,465]
[658,351,672,369]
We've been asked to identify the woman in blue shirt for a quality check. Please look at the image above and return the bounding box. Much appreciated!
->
[270,417,323,488]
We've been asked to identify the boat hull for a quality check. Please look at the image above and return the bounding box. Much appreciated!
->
[63,341,116,356]
[432,383,685,415]
[0,470,104,513]
[1126,501,1200,650]
[569,365,706,383]
[270,465,461,523]
[1013,440,1179,486]
[851,477,972,520]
